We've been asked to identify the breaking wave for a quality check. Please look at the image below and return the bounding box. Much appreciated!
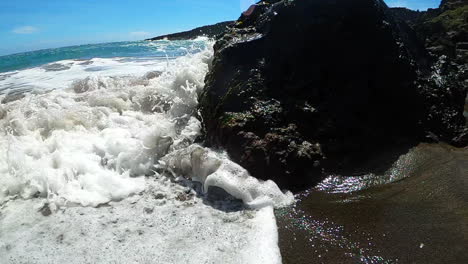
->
[0,40,292,264]
[0,40,292,209]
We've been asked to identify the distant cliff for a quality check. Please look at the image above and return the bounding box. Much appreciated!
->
[146,21,233,41]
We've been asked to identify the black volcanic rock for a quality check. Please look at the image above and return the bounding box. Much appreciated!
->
[146,21,234,41]
[391,1,467,122]
[389,7,424,24]
[199,0,467,190]
[441,0,468,11]
[391,1,467,60]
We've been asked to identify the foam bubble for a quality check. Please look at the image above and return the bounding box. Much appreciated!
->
[0,177,282,264]
[0,46,212,207]
[161,145,295,209]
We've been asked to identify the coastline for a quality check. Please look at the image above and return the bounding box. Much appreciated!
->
[0,0,467,263]
[277,142,468,263]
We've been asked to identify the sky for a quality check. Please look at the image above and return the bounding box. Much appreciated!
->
[0,0,441,56]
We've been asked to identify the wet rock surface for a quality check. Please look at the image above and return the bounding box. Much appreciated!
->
[199,0,467,190]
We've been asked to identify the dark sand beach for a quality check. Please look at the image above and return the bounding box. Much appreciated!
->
[278,143,468,263]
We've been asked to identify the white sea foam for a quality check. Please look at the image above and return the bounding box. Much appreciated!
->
[0,47,212,207]
[0,177,282,264]
[161,145,294,209]
[0,57,168,94]
[0,40,292,263]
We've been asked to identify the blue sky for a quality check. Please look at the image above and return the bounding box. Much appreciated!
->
[0,0,441,56]
[386,0,441,10]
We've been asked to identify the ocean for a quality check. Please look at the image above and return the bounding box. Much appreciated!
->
[0,39,293,263]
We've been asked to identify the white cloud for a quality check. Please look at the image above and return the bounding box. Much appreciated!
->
[129,31,152,37]
[12,26,38,34]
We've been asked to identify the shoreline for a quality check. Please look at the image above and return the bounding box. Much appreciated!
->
[277,142,468,263]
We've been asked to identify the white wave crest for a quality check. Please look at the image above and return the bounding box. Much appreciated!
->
[0,42,293,209]
[0,47,212,207]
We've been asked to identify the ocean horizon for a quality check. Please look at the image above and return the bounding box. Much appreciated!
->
[0,39,210,74]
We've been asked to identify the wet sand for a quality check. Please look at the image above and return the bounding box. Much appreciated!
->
[277,143,468,263]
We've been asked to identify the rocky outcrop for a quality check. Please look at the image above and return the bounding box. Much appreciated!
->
[392,0,468,124]
[146,21,233,41]
[389,7,424,24]
[199,0,467,190]
[441,0,468,11]
[391,0,467,61]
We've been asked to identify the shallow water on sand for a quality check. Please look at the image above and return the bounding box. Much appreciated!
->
[277,143,468,263]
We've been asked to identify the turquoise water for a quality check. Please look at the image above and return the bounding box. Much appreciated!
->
[0,40,207,73]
